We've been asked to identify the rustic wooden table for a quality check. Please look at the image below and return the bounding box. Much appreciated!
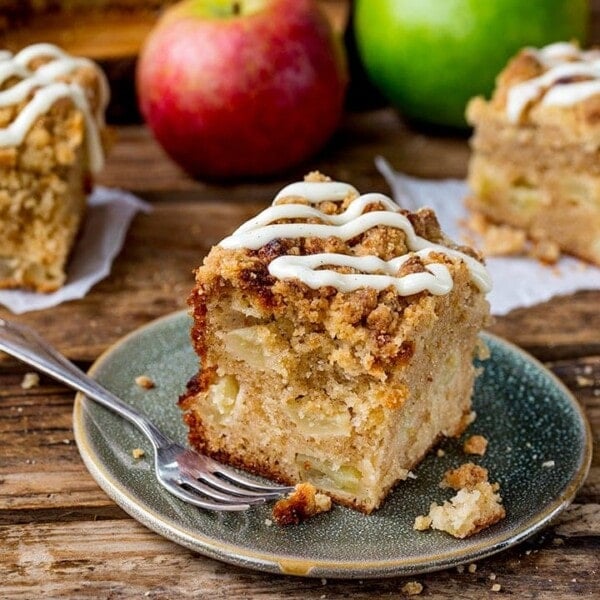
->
[1,108,599,599]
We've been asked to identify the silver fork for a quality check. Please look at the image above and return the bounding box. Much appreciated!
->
[0,318,294,511]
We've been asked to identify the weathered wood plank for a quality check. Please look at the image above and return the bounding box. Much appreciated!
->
[0,518,597,599]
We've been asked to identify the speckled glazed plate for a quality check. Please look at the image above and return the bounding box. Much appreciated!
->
[73,310,591,579]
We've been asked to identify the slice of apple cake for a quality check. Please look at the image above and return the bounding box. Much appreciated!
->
[467,41,600,265]
[0,43,108,291]
[179,173,492,513]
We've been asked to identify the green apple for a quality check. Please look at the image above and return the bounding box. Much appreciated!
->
[354,0,589,128]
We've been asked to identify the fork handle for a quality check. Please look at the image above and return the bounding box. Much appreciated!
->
[0,319,170,447]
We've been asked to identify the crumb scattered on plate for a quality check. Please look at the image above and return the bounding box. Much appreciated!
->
[436,448,446,458]
[441,463,488,490]
[413,515,432,531]
[415,463,505,539]
[272,482,332,526]
[135,375,155,390]
[132,448,145,459]
[463,434,488,456]
[21,372,40,389]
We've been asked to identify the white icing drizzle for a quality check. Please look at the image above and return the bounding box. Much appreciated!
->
[0,43,108,172]
[274,181,359,203]
[507,42,600,123]
[532,42,600,67]
[220,181,492,296]
[543,79,600,106]
[269,251,455,296]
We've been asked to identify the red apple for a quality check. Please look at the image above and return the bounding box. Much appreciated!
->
[136,0,348,179]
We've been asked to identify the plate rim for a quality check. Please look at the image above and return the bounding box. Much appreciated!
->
[73,310,592,578]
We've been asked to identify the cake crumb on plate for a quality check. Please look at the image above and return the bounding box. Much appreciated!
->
[416,463,505,539]
[413,515,432,531]
[135,375,155,390]
[463,434,488,456]
[132,448,145,459]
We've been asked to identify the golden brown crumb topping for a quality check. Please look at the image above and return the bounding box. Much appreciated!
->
[191,179,487,371]
[442,462,489,490]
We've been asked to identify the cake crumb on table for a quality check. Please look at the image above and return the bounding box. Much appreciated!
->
[132,448,145,459]
[401,581,423,596]
[575,375,594,387]
[491,583,502,592]
[272,483,332,526]
[468,563,477,573]
[21,372,40,389]
[135,375,155,390]
[463,434,488,456]
[489,573,497,580]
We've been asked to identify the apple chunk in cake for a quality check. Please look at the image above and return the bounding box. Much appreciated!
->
[179,174,492,513]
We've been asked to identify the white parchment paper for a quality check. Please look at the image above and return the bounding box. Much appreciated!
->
[376,157,600,315]
[0,186,151,314]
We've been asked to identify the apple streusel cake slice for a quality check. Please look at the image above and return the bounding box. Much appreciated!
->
[180,173,491,513]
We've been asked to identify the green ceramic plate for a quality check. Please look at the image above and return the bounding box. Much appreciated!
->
[73,310,591,578]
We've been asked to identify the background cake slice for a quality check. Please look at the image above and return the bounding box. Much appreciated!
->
[467,41,600,265]
[180,173,491,513]
[0,43,109,291]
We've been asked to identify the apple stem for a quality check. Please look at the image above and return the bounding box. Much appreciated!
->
[233,1,241,15]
